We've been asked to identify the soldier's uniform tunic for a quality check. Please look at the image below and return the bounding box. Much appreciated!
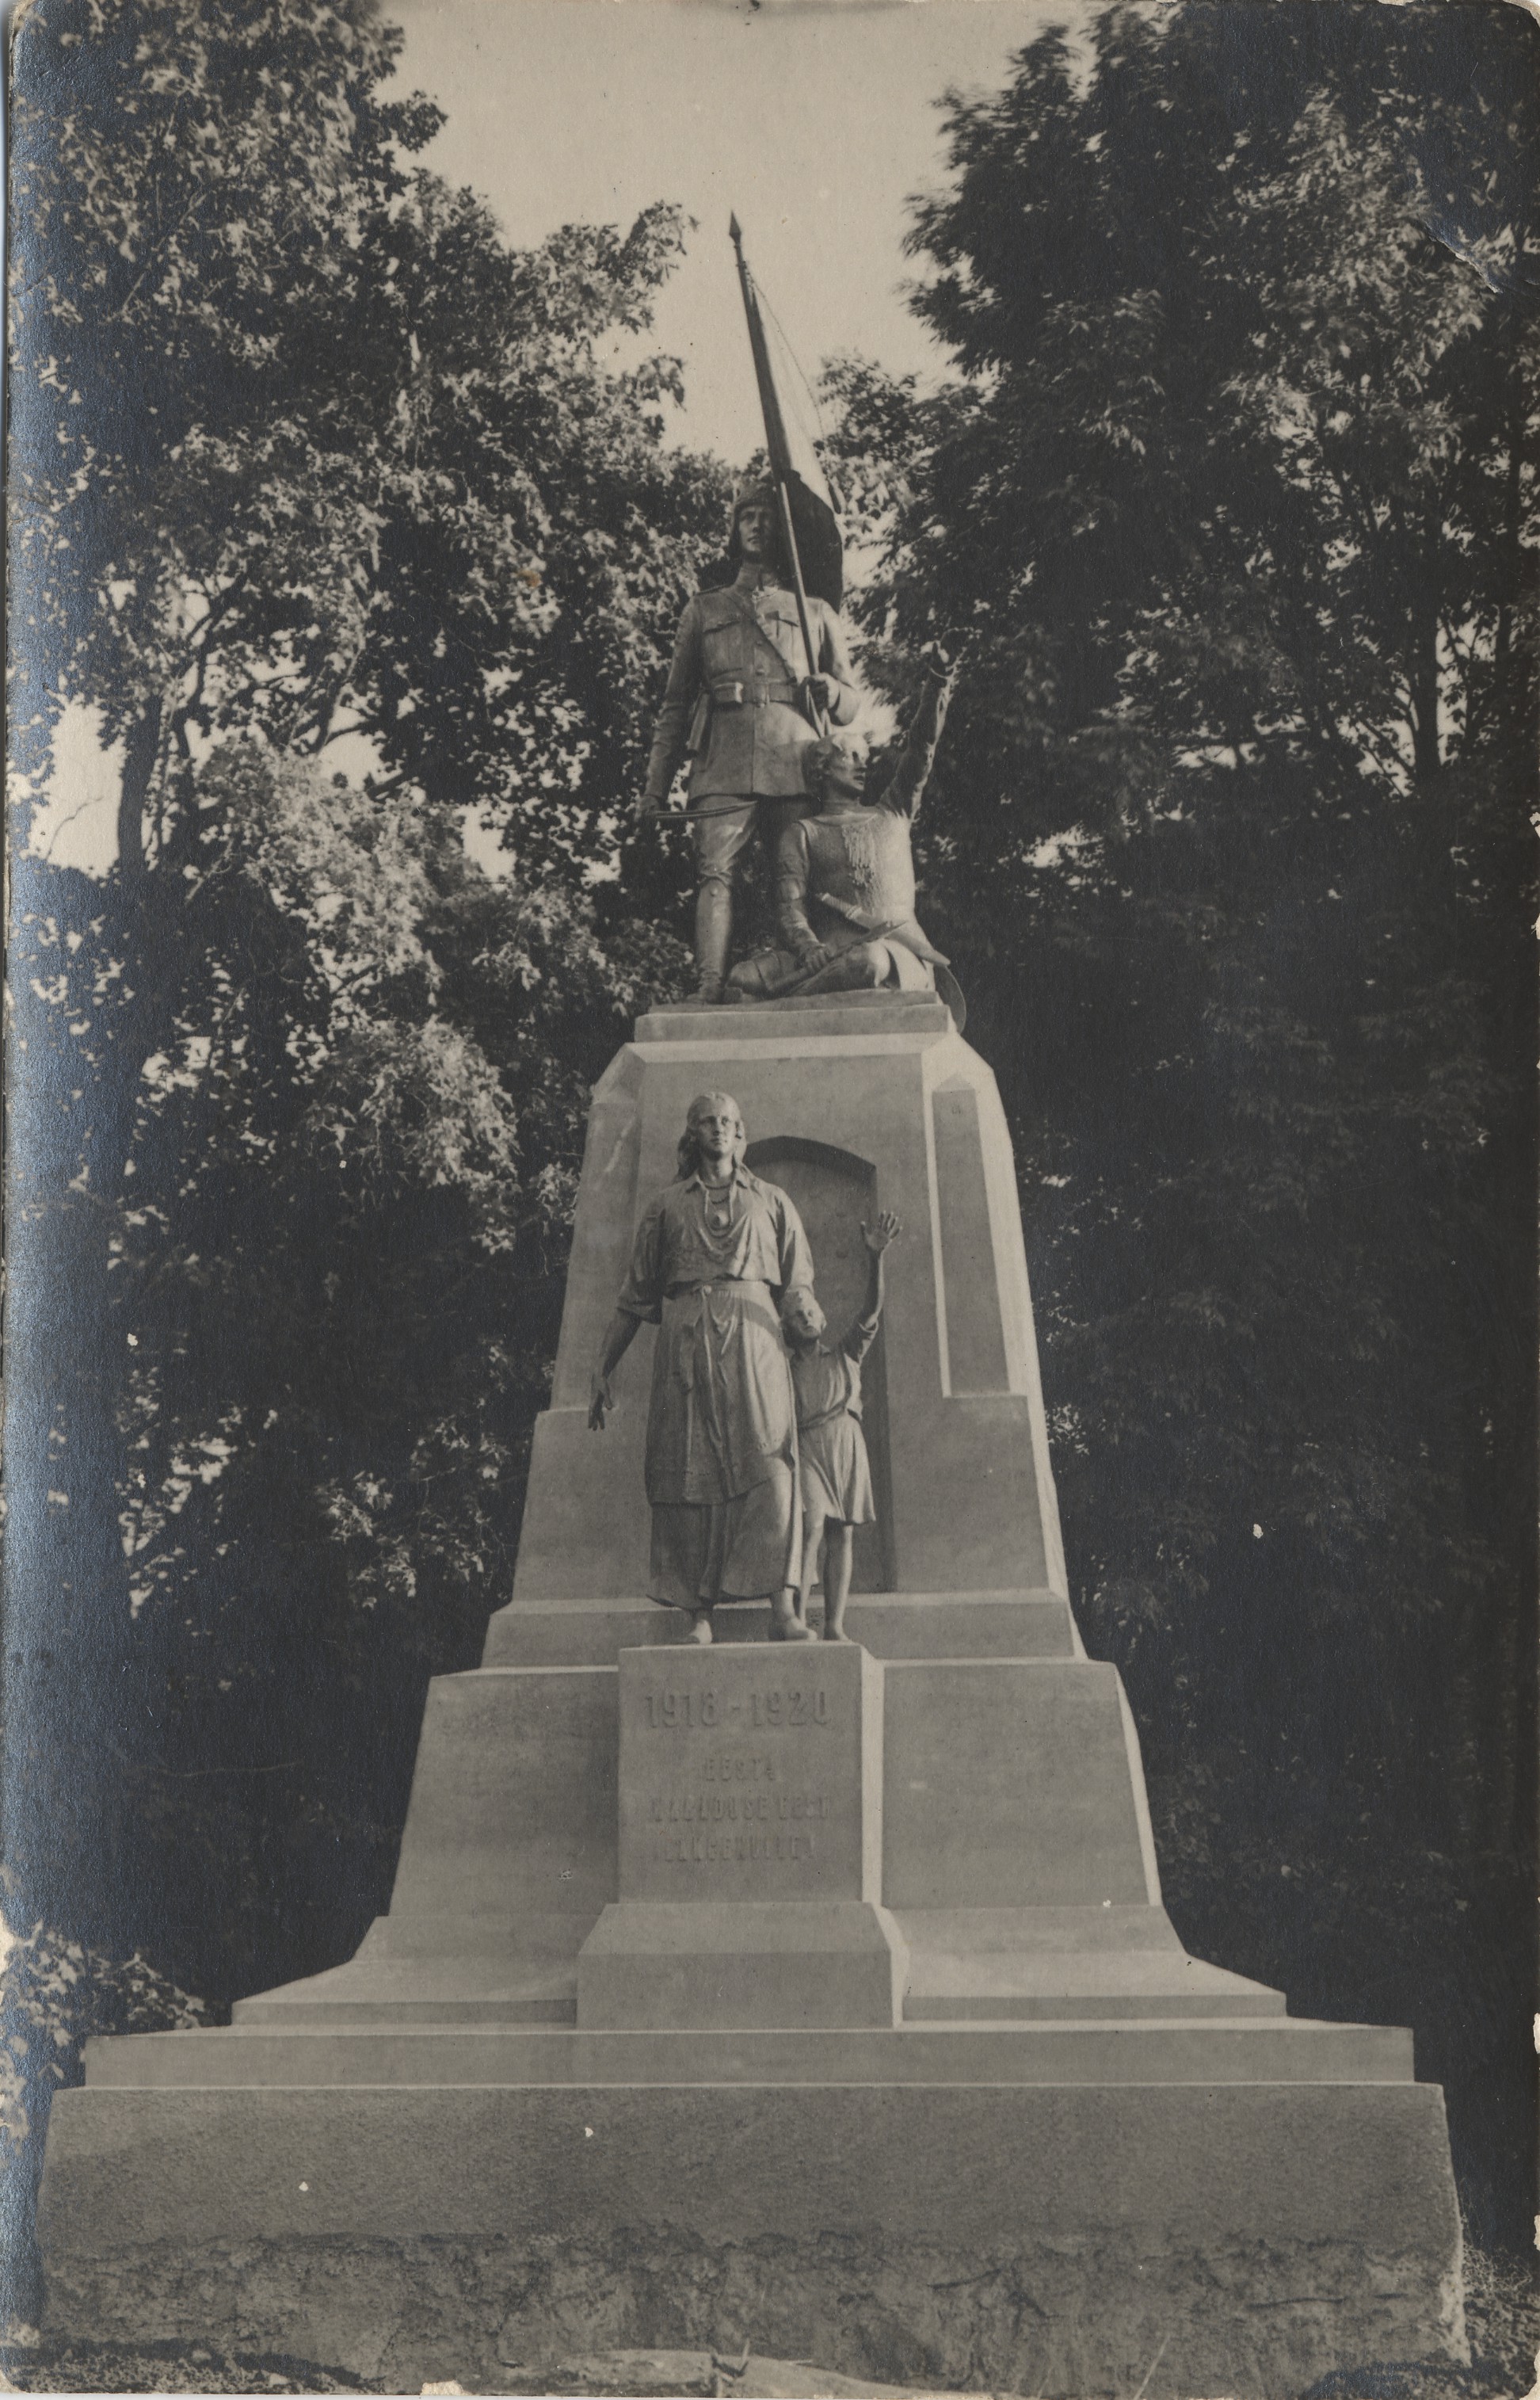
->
[644,566,860,903]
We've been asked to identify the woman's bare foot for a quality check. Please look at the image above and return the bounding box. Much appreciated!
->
[686,1608,714,1644]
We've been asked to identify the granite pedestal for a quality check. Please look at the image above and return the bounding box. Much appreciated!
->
[578,1646,905,2030]
[38,994,1464,2398]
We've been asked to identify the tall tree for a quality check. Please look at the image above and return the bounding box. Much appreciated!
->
[823,0,1537,2245]
[6,0,713,2027]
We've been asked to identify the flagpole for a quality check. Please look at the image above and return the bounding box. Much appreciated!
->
[729,214,825,728]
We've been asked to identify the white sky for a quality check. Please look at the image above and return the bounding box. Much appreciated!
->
[387,0,1083,462]
[29,0,1086,875]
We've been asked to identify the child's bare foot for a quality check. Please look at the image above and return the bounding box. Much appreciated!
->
[821,1623,852,1643]
[768,1594,817,1642]
[686,1608,714,1644]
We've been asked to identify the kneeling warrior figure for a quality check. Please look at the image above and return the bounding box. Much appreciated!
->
[730,646,963,1021]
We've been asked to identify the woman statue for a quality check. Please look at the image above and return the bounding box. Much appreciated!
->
[588,1091,818,1644]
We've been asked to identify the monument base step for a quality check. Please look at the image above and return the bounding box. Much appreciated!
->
[481,1590,1082,1667]
[235,1968,578,2028]
[577,1899,907,2031]
[234,1925,587,2026]
[38,2080,1466,2400]
[893,1900,1287,2018]
[82,2013,1413,2089]
[230,1902,1289,2031]
[904,1952,1285,2019]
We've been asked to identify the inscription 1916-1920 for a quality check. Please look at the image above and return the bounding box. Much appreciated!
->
[642,1685,830,1730]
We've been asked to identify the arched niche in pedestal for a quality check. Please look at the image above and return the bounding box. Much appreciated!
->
[744,1133,895,1593]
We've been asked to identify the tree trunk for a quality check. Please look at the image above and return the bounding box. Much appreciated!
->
[116,700,162,889]
[1406,573,1443,788]
[1491,358,1530,753]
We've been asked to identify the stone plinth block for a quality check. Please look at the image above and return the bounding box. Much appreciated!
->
[383,1666,618,1930]
[577,1901,907,2031]
[616,1645,882,1901]
[503,992,1068,1620]
[882,1658,1159,1910]
[482,1589,1083,1669]
[578,1646,904,2028]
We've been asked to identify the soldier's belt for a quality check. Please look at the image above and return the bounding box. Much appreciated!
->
[709,680,799,708]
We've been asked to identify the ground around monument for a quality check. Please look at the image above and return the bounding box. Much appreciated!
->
[2,2247,1537,2400]
[0,2341,910,2397]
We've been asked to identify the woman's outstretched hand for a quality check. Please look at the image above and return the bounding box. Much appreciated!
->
[861,1210,902,1254]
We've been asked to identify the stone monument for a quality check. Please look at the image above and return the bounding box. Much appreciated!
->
[37,219,1463,2397]
[40,985,1464,2398]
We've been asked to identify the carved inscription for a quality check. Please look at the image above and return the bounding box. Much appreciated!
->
[643,1687,830,1730]
[637,1685,833,1872]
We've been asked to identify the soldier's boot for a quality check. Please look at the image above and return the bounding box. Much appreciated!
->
[795,941,887,998]
[689,878,734,1005]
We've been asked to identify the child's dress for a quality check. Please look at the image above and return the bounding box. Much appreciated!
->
[791,1313,879,1524]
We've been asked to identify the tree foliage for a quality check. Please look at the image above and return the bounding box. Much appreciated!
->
[0,1868,212,2309]
[5,0,707,2062]
[9,0,722,878]
[822,1,1537,2245]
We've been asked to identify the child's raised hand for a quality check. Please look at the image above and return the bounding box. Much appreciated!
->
[862,1211,902,1253]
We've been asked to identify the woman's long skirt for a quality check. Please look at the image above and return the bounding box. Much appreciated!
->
[644,1281,801,1608]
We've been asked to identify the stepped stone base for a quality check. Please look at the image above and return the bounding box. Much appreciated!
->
[578,1901,909,2030]
[37,998,1466,2397]
[78,2014,1416,2087]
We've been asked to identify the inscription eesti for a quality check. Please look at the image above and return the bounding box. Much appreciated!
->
[638,1684,832,1868]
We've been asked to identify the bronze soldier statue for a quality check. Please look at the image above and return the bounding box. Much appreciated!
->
[638,479,860,1005]
[728,647,962,1016]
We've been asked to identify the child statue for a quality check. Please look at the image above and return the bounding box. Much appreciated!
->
[781,1211,901,1643]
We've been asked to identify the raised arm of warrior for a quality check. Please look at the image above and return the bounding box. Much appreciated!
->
[873,651,959,819]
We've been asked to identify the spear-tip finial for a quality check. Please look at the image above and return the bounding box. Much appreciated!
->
[729,212,743,247]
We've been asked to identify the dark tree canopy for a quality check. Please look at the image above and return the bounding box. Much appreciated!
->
[4,0,711,2207]
[822,0,1537,2249]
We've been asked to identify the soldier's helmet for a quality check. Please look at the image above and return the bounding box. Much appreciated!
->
[730,473,776,521]
[726,475,784,570]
